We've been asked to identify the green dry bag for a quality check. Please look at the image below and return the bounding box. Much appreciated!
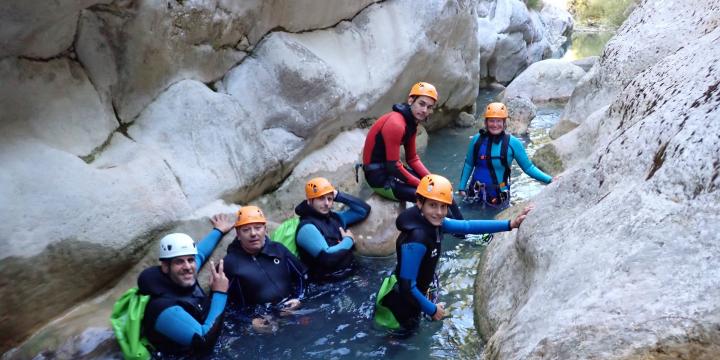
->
[270,216,300,257]
[110,287,151,360]
[373,275,401,329]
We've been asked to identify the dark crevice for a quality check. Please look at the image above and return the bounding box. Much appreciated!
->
[646,142,668,180]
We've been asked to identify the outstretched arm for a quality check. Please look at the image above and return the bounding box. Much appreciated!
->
[510,137,552,184]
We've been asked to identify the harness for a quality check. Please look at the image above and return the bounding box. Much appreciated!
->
[466,130,511,208]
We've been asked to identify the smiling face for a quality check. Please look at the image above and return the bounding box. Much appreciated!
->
[408,95,436,122]
[161,255,197,288]
[309,192,334,215]
[416,198,449,227]
[485,117,505,135]
[237,223,267,255]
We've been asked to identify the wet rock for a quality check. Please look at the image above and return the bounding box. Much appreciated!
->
[501,59,586,104]
[352,194,403,257]
[475,2,720,357]
[505,96,537,135]
[531,143,564,175]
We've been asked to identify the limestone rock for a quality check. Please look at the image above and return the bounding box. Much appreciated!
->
[0,58,116,157]
[505,96,536,135]
[476,8,720,358]
[0,0,110,58]
[488,32,528,84]
[352,194,403,257]
[501,59,586,104]
[257,129,368,222]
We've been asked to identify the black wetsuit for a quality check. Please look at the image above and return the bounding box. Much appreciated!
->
[223,237,307,308]
[137,267,224,355]
[380,206,441,330]
[294,192,370,281]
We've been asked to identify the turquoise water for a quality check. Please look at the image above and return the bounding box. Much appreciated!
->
[214,90,561,359]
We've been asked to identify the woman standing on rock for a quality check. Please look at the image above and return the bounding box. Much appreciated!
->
[457,102,554,209]
[373,174,530,333]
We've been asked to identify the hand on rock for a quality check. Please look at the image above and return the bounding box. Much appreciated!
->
[432,302,446,321]
[510,205,534,229]
[211,213,234,234]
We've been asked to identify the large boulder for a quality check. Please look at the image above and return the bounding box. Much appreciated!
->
[500,59,586,104]
[505,95,537,135]
[475,8,720,359]
[352,194,403,257]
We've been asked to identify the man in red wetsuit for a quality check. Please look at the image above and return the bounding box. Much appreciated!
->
[362,82,463,220]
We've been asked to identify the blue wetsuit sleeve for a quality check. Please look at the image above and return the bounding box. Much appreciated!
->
[335,192,371,226]
[458,134,479,190]
[153,292,228,346]
[296,224,353,257]
[441,218,511,234]
[509,136,552,184]
[195,229,223,269]
[399,243,437,316]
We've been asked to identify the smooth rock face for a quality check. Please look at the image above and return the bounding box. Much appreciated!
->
[0,58,117,157]
[0,0,111,58]
[501,59,586,104]
[256,129,368,222]
[475,3,720,358]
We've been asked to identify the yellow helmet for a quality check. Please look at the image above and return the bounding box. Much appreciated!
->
[235,205,267,227]
[416,174,453,205]
[305,177,335,200]
[484,102,508,119]
[409,82,438,101]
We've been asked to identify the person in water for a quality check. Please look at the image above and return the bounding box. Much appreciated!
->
[457,102,555,209]
[362,81,464,220]
[137,214,234,356]
[294,177,371,281]
[374,174,531,332]
[222,205,307,331]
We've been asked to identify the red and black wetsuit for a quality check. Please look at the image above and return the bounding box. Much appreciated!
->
[362,103,464,221]
[362,103,430,201]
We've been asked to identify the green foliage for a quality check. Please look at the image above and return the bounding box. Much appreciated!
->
[569,0,637,27]
[526,0,543,10]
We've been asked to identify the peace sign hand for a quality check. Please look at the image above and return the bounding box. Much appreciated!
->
[210,260,229,293]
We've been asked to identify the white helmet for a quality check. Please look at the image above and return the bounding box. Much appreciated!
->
[158,233,197,260]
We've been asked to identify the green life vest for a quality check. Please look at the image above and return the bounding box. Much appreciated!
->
[373,274,400,329]
[110,287,152,360]
[270,216,300,257]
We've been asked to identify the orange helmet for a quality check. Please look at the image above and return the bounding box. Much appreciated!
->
[416,174,453,205]
[484,102,508,119]
[305,177,335,199]
[409,82,438,101]
[235,205,267,227]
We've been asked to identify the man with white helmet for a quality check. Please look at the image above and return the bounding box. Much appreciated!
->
[136,214,234,356]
